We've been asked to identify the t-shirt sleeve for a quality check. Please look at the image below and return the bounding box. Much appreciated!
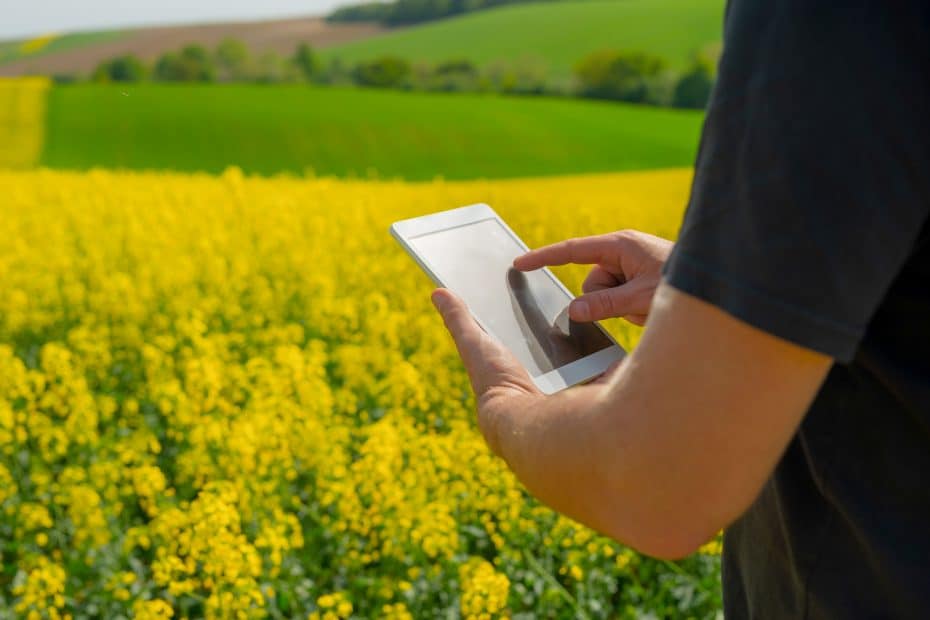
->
[663,0,930,362]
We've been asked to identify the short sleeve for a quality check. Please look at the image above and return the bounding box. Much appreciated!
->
[663,0,930,362]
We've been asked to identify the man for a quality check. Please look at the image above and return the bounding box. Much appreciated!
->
[431,2,930,618]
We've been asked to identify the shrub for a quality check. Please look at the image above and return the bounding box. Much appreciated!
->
[574,50,667,103]
[318,58,353,85]
[92,54,147,83]
[214,38,252,82]
[352,56,412,88]
[673,62,714,109]
[154,45,216,82]
[293,43,321,81]
[484,57,548,95]
[429,59,480,92]
[254,51,298,83]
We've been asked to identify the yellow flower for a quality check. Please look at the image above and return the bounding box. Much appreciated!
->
[0,78,50,168]
[459,557,510,617]
[133,599,175,620]
[0,164,694,616]
[13,557,67,617]
[315,592,352,619]
[18,33,58,54]
[699,535,724,556]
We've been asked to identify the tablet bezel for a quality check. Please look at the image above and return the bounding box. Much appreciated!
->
[391,203,625,394]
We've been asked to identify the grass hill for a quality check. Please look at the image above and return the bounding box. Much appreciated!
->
[2,1,724,80]
[42,84,703,180]
[323,0,725,78]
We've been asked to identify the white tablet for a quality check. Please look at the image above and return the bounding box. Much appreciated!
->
[391,203,625,394]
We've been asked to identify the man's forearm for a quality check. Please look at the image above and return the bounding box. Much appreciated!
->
[480,284,833,560]
[484,380,633,543]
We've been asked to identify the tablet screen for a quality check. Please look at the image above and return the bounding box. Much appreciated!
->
[409,217,613,378]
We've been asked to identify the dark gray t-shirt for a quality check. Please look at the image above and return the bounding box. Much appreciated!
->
[662,1,930,617]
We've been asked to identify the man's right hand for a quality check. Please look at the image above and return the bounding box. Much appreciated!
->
[513,230,673,325]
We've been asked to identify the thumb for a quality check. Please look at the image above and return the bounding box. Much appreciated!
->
[431,288,539,402]
[431,288,475,337]
[569,286,635,322]
[431,288,487,367]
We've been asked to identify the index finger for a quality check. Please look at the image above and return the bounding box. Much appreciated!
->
[514,234,620,271]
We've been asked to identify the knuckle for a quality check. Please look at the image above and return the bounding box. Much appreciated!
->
[589,292,608,317]
[613,229,633,243]
[596,290,622,317]
[613,229,636,251]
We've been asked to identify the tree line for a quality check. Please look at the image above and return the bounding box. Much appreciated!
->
[327,0,553,26]
[86,39,715,109]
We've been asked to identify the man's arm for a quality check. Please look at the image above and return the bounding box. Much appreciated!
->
[432,281,831,559]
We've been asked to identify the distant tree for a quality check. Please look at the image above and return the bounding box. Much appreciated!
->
[406,61,435,90]
[292,43,320,81]
[255,51,288,83]
[329,0,551,26]
[352,56,411,88]
[326,2,392,22]
[434,59,477,77]
[92,54,147,82]
[384,0,455,25]
[427,58,479,91]
[51,73,79,84]
[643,70,679,107]
[695,41,723,70]
[574,50,666,103]
[673,62,714,109]
[318,57,352,85]
[154,45,216,82]
[484,56,548,95]
[214,38,252,81]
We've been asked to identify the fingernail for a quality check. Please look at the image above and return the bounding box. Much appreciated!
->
[571,300,589,321]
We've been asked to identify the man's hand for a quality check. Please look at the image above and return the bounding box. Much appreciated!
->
[514,230,673,325]
[431,288,543,457]
[431,269,833,559]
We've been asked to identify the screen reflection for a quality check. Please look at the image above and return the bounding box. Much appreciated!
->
[407,218,612,378]
[506,267,612,373]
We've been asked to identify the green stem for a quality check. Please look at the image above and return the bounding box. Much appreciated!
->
[522,548,591,620]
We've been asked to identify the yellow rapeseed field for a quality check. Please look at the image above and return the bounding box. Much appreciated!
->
[0,78,50,169]
[17,34,59,56]
[0,167,722,619]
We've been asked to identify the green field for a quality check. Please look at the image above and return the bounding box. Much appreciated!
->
[43,83,703,179]
[324,0,725,78]
[0,31,123,66]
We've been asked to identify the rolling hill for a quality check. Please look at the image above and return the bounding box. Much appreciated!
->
[0,18,385,77]
[323,0,725,78]
[3,0,724,79]
[42,83,703,179]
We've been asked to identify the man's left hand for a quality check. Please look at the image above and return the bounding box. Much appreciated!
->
[430,288,542,456]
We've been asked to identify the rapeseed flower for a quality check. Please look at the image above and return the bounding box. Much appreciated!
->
[0,166,721,617]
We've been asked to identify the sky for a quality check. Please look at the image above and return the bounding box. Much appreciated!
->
[2,0,359,40]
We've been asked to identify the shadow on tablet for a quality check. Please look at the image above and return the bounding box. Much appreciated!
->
[506,267,611,374]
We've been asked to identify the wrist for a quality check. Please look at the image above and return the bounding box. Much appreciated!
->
[476,390,542,460]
